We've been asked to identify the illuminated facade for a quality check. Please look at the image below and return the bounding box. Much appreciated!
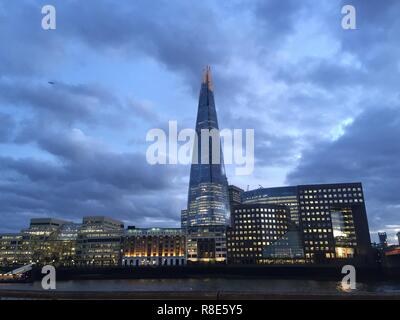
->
[184,67,230,264]
[20,218,70,265]
[0,218,77,266]
[186,66,230,227]
[0,234,24,266]
[122,227,186,267]
[242,186,300,225]
[227,204,304,264]
[49,223,80,266]
[181,209,188,230]
[186,225,227,263]
[298,183,372,263]
[76,216,124,266]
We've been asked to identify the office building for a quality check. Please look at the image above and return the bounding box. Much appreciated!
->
[122,227,186,267]
[186,225,227,263]
[298,183,372,263]
[0,218,73,266]
[76,216,124,266]
[49,223,80,266]
[228,185,243,209]
[20,218,69,265]
[227,204,304,264]
[0,234,24,266]
[242,186,300,224]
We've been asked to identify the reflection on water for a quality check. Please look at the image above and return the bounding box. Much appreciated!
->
[1,278,400,294]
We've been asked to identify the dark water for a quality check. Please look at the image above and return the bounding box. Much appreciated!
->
[1,279,400,295]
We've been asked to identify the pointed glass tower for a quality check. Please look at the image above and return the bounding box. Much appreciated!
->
[186,66,230,227]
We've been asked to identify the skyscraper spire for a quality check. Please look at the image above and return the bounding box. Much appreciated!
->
[202,65,213,91]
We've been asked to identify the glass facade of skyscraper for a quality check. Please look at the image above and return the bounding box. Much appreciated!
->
[186,66,230,227]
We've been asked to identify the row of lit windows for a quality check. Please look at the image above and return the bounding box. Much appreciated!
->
[234,224,286,229]
[231,253,265,257]
[235,213,286,219]
[124,253,184,257]
[305,240,330,245]
[304,228,332,233]
[229,235,281,241]
[235,218,285,223]
[305,253,335,259]
[301,193,362,199]
[302,211,331,216]
[228,247,264,252]
[235,208,279,213]
[303,217,331,222]
[228,242,272,248]
[230,229,286,234]
[300,198,363,205]
[305,247,333,251]
[301,187,362,194]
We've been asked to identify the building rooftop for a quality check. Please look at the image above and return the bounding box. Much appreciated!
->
[30,218,70,226]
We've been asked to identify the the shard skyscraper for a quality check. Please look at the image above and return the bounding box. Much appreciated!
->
[185,66,230,227]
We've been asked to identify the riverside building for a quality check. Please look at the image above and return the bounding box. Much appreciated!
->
[122,227,186,267]
[76,216,124,266]
[242,186,299,225]
[227,204,304,264]
[298,183,372,263]
[186,225,227,263]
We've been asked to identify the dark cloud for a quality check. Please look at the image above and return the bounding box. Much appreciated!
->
[254,0,306,39]
[0,128,186,231]
[0,113,15,142]
[55,0,231,91]
[0,80,117,123]
[0,1,64,77]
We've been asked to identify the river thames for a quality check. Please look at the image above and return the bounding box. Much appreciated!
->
[1,278,400,296]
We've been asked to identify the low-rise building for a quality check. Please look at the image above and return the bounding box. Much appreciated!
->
[122,227,186,267]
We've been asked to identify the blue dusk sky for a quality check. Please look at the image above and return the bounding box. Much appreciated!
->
[0,0,399,243]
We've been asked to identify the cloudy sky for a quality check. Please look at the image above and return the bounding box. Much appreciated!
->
[0,0,399,242]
